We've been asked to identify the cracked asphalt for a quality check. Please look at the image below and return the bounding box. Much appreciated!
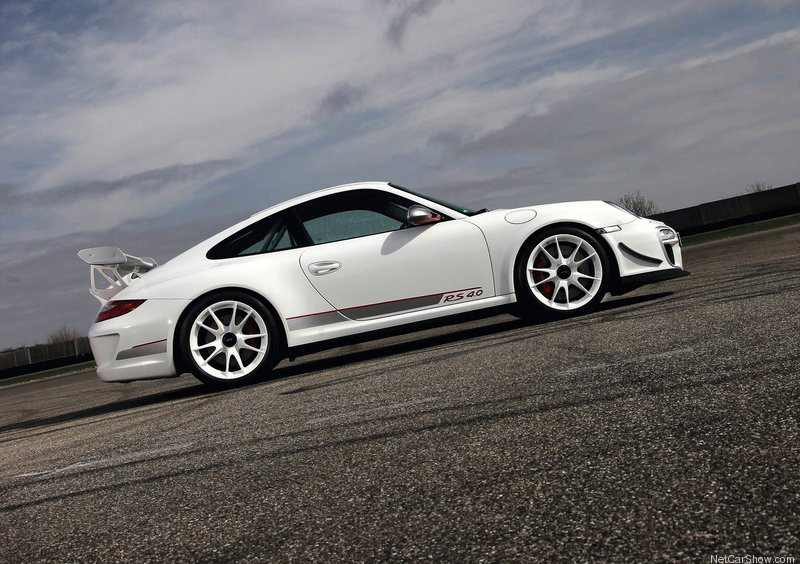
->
[1,226,798,562]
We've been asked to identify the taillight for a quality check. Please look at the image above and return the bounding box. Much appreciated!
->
[95,300,145,323]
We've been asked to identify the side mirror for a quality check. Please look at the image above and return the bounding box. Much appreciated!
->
[407,205,442,226]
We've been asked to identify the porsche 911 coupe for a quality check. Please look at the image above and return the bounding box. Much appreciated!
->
[79,181,688,387]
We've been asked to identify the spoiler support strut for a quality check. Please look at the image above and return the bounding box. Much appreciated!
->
[77,247,158,304]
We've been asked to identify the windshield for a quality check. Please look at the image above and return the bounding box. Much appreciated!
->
[389,183,478,216]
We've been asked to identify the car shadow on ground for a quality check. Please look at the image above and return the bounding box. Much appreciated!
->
[270,291,673,388]
[1,292,672,435]
[0,384,213,436]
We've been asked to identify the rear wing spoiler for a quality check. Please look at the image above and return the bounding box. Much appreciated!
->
[77,247,158,304]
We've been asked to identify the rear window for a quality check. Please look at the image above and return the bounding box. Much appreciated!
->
[207,214,296,259]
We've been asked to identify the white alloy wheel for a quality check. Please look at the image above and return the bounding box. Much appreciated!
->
[525,233,604,311]
[189,300,269,380]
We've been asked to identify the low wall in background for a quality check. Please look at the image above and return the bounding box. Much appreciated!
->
[0,337,93,380]
[650,182,800,235]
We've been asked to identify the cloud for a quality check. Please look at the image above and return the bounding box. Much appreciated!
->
[0,2,384,191]
[424,29,800,208]
[421,166,552,209]
[1,159,241,243]
[0,183,16,198]
[316,82,368,117]
[385,0,444,47]
[8,159,239,209]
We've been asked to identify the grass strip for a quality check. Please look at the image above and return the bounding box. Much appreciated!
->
[682,212,800,246]
[0,361,96,388]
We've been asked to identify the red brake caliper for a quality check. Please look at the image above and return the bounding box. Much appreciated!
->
[243,319,259,348]
[532,257,554,298]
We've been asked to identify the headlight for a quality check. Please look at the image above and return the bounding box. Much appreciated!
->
[658,227,678,242]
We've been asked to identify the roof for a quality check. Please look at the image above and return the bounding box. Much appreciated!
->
[248,181,392,220]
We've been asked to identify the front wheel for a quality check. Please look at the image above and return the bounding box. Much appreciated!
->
[178,292,281,387]
[514,227,610,319]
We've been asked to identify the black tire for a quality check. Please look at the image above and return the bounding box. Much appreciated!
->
[513,226,610,320]
[177,291,282,388]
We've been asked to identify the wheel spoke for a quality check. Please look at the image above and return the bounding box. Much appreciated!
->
[192,341,218,352]
[239,341,265,353]
[199,346,223,367]
[574,252,597,266]
[224,349,232,376]
[208,308,224,332]
[575,272,600,281]
[549,281,562,305]
[569,241,583,261]
[242,332,268,339]
[539,244,558,264]
[231,348,244,371]
[567,280,587,297]
[529,267,556,285]
[196,320,222,335]
[234,310,253,331]
[229,302,237,331]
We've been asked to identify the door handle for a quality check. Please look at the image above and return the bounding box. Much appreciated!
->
[308,260,341,276]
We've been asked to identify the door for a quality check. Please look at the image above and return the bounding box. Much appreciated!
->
[295,189,494,320]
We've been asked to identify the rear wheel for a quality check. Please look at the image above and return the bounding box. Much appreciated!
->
[178,292,281,387]
[514,227,610,319]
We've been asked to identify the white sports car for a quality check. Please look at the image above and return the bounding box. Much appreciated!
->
[79,181,687,387]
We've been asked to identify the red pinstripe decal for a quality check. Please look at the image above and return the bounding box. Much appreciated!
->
[285,310,338,320]
[132,338,167,349]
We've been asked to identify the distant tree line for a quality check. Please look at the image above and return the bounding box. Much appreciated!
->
[745,182,773,194]
[0,325,83,353]
[617,181,776,217]
[47,325,81,344]
[616,189,660,216]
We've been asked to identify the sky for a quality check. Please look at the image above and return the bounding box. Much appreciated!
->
[1,0,799,348]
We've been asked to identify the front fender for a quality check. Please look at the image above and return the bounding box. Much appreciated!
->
[468,201,637,295]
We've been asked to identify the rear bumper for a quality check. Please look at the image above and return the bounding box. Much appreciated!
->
[612,268,690,295]
[88,298,189,382]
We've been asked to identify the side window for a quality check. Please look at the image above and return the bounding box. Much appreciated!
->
[295,190,415,245]
[207,214,296,259]
[304,210,403,244]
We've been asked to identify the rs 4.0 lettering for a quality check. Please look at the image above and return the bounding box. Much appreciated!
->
[442,289,484,303]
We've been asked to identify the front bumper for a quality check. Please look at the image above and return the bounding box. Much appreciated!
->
[88,298,189,382]
[613,267,690,295]
[601,219,684,273]
[598,218,688,295]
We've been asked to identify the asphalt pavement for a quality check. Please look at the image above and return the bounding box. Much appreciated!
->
[1,226,799,562]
